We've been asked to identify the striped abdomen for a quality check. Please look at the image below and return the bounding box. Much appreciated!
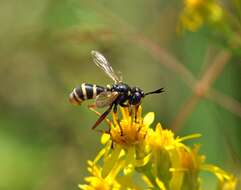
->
[69,83,105,105]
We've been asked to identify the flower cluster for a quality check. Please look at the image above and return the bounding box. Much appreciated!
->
[179,0,223,32]
[79,106,237,190]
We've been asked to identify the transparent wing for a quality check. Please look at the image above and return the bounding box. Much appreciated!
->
[95,91,119,108]
[91,50,122,83]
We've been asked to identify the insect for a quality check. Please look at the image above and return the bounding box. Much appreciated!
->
[69,50,164,129]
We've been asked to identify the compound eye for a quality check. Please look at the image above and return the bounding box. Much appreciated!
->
[135,92,141,101]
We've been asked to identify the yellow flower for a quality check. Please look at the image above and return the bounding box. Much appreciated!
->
[99,106,154,181]
[79,161,121,190]
[146,123,176,150]
[145,123,201,189]
[84,105,237,190]
[173,145,204,190]
[179,145,205,171]
[185,0,204,8]
[179,0,223,32]
[110,106,154,146]
[219,176,237,190]
[146,122,201,150]
[202,164,238,190]
[185,0,205,11]
[87,106,155,189]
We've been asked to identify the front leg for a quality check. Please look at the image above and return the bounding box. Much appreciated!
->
[113,103,123,136]
[113,94,127,113]
[134,104,140,122]
[113,103,118,113]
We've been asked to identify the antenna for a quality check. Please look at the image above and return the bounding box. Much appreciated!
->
[145,88,165,96]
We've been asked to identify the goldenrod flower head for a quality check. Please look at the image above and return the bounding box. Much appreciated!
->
[146,122,201,151]
[146,123,176,150]
[79,161,121,190]
[110,106,154,146]
[81,106,237,190]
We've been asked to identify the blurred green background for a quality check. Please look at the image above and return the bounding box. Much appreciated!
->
[0,0,240,190]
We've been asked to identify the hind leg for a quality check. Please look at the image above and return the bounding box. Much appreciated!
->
[91,103,114,130]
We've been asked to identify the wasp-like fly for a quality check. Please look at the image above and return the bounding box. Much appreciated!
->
[69,50,164,129]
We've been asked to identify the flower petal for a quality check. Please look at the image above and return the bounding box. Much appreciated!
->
[143,112,155,126]
[135,153,152,167]
[156,177,167,190]
[101,133,110,144]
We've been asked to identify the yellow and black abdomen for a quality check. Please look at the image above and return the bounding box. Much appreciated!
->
[69,83,105,105]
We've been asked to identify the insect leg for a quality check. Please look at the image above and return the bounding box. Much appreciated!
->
[113,103,118,113]
[134,104,140,122]
[92,103,114,130]
[113,103,123,136]
[111,140,114,149]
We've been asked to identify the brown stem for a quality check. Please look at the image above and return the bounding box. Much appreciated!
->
[198,51,231,91]
[207,89,241,118]
[171,94,201,132]
[172,51,232,131]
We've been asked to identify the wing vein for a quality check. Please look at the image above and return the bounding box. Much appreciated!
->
[91,50,122,83]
